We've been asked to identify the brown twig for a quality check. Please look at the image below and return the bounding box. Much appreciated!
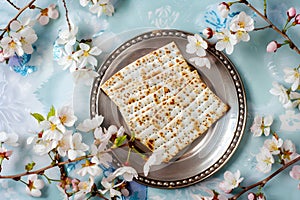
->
[0,155,93,179]
[61,0,72,31]
[6,0,20,10]
[239,0,300,54]
[253,25,272,31]
[229,156,300,200]
[0,0,36,40]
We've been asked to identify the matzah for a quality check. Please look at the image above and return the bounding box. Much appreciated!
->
[100,41,229,163]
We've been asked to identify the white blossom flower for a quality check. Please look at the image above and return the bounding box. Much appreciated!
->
[57,105,77,127]
[290,91,300,109]
[14,30,37,54]
[144,149,164,176]
[57,131,72,158]
[73,177,94,200]
[219,170,244,193]
[72,68,99,86]
[77,43,102,68]
[94,127,111,147]
[56,25,78,46]
[186,34,208,56]
[90,0,114,17]
[100,178,122,198]
[77,157,102,177]
[256,147,274,173]
[40,116,66,141]
[281,139,298,164]
[32,139,58,155]
[284,67,300,91]
[269,82,290,105]
[263,136,283,155]
[68,132,89,160]
[189,57,211,69]
[111,166,138,182]
[25,174,45,197]
[80,0,90,7]
[76,115,104,132]
[234,30,250,42]
[218,2,230,18]
[230,11,254,32]
[215,29,237,54]
[90,145,112,167]
[250,115,273,137]
[9,18,35,33]
[1,36,23,57]
[0,132,19,146]
[57,44,79,72]
[37,4,59,25]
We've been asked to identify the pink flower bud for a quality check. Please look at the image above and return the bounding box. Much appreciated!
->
[203,27,214,39]
[248,192,256,200]
[294,14,300,24]
[287,7,296,20]
[289,165,300,180]
[266,41,281,52]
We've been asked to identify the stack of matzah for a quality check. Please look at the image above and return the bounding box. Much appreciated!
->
[101,42,229,162]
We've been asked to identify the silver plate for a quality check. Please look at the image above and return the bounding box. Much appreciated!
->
[90,29,247,188]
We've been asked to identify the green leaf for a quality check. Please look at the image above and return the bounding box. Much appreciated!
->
[47,105,56,120]
[25,162,36,171]
[114,135,127,147]
[30,113,45,123]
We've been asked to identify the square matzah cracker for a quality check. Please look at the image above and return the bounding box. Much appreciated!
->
[100,41,229,162]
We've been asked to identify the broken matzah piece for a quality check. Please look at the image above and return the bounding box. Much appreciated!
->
[100,41,229,163]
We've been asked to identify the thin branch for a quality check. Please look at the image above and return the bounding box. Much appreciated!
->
[6,0,20,10]
[229,156,300,200]
[240,0,300,54]
[0,0,36,39]
[263,0,267,17]
[61,0,71,31]
[254,25,272,31]
[0,155,93,179]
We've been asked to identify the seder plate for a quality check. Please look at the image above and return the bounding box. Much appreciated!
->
[90,29,247,188]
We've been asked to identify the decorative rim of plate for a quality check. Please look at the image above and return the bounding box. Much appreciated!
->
[90,29,247,189]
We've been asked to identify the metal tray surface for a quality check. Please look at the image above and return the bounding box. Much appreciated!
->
[90,29,247,188]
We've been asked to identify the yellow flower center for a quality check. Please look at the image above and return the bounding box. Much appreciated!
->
[82,159,95,167]
[50,123,57,131]
[263,158,272,164]
[196,41,202,47]
[238,21,245,28]
[60,115,67,124]
[223,36,230,42]
[83,50,89,57]
[9,40,16,49]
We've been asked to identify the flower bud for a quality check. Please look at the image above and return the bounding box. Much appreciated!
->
[266,41,281,52]
[203,27,214,39]
[287,7,296,20]
[218,2,230,18]
[294,14,300,25]
[247,192,256,200]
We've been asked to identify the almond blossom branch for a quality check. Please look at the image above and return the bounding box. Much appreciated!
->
[0,154,93,180]
[61,0,71,31]
[253,25,272,31]
[0,0,36,39]
[230,156,300,200]
[239,0,300,54]
[6,0,20,10]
